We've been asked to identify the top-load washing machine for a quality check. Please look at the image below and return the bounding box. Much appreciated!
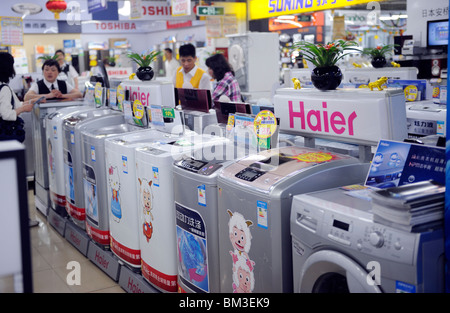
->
[32,100,85,215]
[173,140,257,293]
[63,108,124,229]
[290,187,444,293]
[105,129,184,269]
[135,133,228,292]
[46,105,96,216]
[82,121,146,248]
[406,100,446,138]
[217,146,370,293]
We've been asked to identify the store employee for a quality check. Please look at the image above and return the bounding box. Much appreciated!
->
[24,59,82,102]
[174,43,211,90]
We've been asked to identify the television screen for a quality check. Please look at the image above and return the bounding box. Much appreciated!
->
[213,101,252,124]
[427,19,449,48]
[174,88,212,113]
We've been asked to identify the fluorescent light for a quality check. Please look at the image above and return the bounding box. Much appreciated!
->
[277,15,296,20]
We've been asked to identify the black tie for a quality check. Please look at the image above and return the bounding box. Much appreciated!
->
[51,84,55,90]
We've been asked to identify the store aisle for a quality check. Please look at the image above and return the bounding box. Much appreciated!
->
[27,190,125,293]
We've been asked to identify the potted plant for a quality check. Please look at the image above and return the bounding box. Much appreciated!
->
[362,44,398,68]
[127,50,162,81]
[293,39,359,91]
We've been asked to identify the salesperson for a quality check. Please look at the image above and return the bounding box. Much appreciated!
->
[24,59,82,102]
[173,43,211,90]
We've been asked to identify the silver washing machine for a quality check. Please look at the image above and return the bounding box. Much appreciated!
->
[32,100,85,215]
[81,123,145,248]
[217,146,370,293]
[63,109,124,229]
[173,140,252,293]
[290,187,444,293]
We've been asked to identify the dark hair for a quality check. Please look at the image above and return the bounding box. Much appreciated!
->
[55,49,65,56]
[164,48,173,54]
[205,53,234,81]
[0,52,16,83]
[179,44,196,58]
[42,59,61,73]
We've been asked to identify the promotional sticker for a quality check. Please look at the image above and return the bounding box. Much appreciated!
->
[133,100,145,120]
[254,110,277,139]
[116,84,125,111]
[404,85,419,102]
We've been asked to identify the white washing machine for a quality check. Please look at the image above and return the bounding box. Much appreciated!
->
[82,122,146,248]
[63,109,124,229]
[173,141,255,293]
[290,187,444,293]
[406,100,446,138]
[105,129,184,269]
[217,146,370,293]
[135,133,228,292]
[46,105,96,216]
[32,100,86,215]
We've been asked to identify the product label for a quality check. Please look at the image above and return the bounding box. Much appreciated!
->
[197,184,206,207]
[152,166,160,187]
[122,155,128,174]
[396,281,416,293]
[257,200,268,229]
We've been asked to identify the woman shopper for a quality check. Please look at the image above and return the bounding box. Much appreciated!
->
[205,53,243,102]
[0,52,35,143]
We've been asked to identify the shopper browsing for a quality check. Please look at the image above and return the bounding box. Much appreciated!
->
[55,49,80,90]
[173,43,211,89]
[205,53,243,102]
[0,52,35,141]
[24,59,82,102]
[164,48,179,80]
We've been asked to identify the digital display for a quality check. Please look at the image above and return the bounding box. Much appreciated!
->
[179,159,207,172]
[333,220,349,231]
[240,170,258,178]
[427,19,449,48]
[235,168,264,181]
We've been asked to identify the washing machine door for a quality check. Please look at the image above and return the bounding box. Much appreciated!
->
[299,250,382,293]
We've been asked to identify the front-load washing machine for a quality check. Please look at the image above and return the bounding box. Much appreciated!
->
[135,134,228,292]
[105,130,185,269]
[173,141,256,293]
[290,187,444,293]
[217,146,370,293]
[63,109,124,229]
[32,100,85,215]
[46,105,96,216]
[82,122,146,248]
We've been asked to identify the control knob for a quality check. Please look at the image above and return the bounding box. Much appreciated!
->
[369,231,384,248]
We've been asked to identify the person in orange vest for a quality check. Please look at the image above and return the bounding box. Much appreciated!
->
[174,43,211,90]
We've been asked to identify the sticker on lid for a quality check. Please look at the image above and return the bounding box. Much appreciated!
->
[288,152,335,163]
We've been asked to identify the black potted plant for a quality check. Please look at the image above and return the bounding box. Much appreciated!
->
[362,44,398,68]
[293,39,359,91]
[127,50,162,81]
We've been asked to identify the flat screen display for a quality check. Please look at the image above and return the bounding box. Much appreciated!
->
[427,19,449,48]
[213,101,252,124]
[175,88,212,113]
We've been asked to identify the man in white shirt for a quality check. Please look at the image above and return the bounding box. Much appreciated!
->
[164,48,179,80]
[173,43,211,90]
[24,59,82,102]
[55,49,80,89]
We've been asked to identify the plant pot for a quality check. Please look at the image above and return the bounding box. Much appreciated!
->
[136,66,154,81]
[371,56,386,68]
[311,66,343,91]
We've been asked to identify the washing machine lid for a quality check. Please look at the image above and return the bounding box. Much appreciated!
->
[408,102,446,112]
[221,146,355,189]
[64,108,115,126]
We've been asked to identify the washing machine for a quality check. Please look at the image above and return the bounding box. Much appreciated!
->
[105,129,184,269]
[217,146,370,293]
[406,100,446,138]
[135,133,228,292]
[82,122,146,248]
[290,187,444,293]
[46,105,96,217]
[63,109,124,229]
[32,100,85,216]
[173,140,257,293]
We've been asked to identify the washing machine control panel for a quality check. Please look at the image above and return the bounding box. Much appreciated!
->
[321,209,418,264]
[235,167,265,182]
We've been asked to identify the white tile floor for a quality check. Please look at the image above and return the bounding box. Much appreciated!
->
[27,189,125,293]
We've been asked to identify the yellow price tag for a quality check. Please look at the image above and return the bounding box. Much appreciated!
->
[254,110,277,139]
[133,100,144,120]
[404,85,418,102]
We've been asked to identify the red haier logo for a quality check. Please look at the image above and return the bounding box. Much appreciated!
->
[288,100,357,136]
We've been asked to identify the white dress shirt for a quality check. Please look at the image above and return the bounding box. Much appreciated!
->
[173,65,212,90]
[29,78,74,94]
[0,85,22,121]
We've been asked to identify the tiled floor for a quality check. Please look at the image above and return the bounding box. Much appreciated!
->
[22,189,125,293]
